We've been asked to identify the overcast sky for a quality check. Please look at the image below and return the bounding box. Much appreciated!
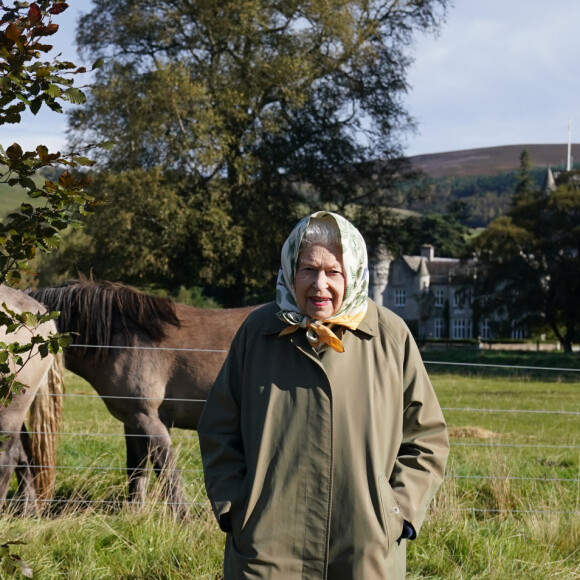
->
[3,0,579,158]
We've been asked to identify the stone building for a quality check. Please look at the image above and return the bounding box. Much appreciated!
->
[369,245,488,340]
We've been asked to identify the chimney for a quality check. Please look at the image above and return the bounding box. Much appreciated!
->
[420,244,434,261]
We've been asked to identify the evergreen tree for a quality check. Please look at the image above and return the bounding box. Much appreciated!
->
[512,149,538,206]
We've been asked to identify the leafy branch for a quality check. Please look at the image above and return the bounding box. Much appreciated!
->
[0,300,70,406]
[0,541,33,578]
[1,1,113,286]
[1,1,109,384]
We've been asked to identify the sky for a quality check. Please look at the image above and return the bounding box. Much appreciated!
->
[404,0,580,156]
[2,0,580,158]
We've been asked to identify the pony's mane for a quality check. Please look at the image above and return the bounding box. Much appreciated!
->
[32,278,180,361]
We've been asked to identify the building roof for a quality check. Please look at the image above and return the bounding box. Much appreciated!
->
[400,254,471,285]
[552,168,580,188]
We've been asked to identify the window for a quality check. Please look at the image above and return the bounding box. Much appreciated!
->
[394,289,406,307]
[480,319,490,340]
[434,318,444,338]
[452,319,472,339]
[511,326,525,339]
[434,289,444,307]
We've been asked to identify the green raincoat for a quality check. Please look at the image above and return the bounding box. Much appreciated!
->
[198,299,449,579]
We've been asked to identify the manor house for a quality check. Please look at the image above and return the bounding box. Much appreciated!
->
[369,245,504,341]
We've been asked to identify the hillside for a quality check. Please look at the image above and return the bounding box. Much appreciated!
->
[408,143,578,178]
[2,145,574,225]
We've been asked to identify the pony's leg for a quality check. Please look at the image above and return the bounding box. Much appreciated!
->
[127,414,189,519]
[0,432,36,514]
[0,434,19,507]
[15,425,38,515]
[148,434,189,519]
[124,423,149,507]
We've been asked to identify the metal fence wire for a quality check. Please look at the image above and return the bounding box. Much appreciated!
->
[1,344,578,514]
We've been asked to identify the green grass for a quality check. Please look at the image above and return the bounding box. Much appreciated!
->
[0,171,47,217]
[421,348,580,381]
[412,361,579,579]
[1,361,579,579]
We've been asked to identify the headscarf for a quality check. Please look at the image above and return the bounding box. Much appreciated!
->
[276,211,369,352]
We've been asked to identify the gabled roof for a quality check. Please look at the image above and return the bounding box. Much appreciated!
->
[401,256,423,272]
[399,254,470,285]
[418,258,429,277]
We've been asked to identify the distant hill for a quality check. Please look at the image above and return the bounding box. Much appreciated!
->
[408,144,579,178]
[401,144,580,227]
[2,145,573,227]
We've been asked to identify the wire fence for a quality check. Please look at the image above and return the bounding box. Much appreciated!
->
[1,345,579,515]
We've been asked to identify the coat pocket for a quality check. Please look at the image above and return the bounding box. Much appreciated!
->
[377,473,404,550]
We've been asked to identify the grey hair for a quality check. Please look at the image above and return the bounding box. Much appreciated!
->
[299,216,341,252]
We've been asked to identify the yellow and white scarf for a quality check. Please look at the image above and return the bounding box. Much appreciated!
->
[276,211,369,352]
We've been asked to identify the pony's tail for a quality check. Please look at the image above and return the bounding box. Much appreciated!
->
[29,352,65,503]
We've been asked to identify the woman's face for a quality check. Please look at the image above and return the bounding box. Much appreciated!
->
[294,243,345,319]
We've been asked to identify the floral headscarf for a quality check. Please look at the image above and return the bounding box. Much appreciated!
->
[276,211,369,352]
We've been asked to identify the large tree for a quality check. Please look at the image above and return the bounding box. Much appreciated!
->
[472,181,580,352]
[60,0,449,305]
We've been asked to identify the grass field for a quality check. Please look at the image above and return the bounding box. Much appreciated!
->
[0,173,47,218]
[1,353,579,579]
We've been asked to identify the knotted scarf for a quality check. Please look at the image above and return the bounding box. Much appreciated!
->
[276,211,369,352]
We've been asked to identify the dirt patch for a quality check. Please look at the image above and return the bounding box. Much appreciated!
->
[448,426,500,439]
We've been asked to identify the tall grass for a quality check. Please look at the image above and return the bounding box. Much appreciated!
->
[1,360,579,579]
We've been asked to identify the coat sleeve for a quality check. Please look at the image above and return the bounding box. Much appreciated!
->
[197,321,248,522]
[390,330,449,535]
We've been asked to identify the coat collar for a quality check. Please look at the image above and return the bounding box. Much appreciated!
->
[262,300,379,339]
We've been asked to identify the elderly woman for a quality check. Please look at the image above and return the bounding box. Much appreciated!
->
[198,211,449,579]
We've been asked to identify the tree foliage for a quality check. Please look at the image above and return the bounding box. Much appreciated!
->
[402,166,548,228]
[61,0,449,305]
[512,148,540,207]
[0,540,32,578]
[0,0,103,286]
[397,201,471,258]
[472,183,580,352]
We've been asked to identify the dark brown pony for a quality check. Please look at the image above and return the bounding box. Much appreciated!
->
[32,279,256,516]
[0,285,64,513]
